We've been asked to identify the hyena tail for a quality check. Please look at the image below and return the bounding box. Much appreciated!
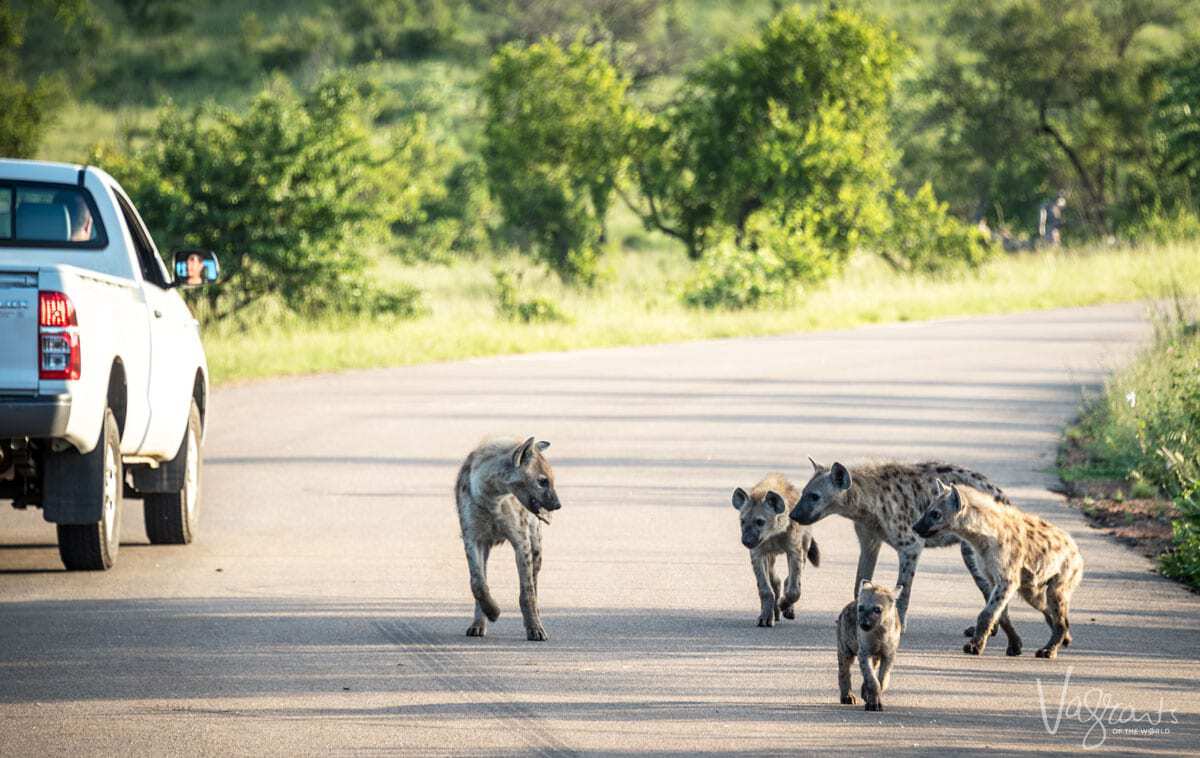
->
[807,538,821,568]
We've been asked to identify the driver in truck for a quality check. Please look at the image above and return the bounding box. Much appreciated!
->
[53,191,95,242]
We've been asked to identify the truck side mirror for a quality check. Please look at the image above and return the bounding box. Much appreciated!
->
[172,250,220,288]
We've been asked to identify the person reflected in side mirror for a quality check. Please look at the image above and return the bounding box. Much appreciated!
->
[185,252,206,285]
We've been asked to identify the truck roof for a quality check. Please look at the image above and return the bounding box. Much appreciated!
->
[0,159,90,185]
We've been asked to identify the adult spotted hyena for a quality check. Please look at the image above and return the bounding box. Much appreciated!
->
[790,458,1023,653]
[837,580,902,712]
[732,474,821,626]
[455,437,561,641]
[914,480,1084,659]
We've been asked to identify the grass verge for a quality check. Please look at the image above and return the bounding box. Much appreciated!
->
[1057,295,1200,590]
[204,239,1200,384]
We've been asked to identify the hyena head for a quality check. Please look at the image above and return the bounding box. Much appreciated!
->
[856,581,902,632]
[789,458,852,526]
[731,486,790,549]
[912,478,963,539]
[506,437,561,524]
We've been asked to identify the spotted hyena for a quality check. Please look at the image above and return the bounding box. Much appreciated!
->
[455,437,562,641]
[790,459,1023,653]
[732,474,821,626]
[837,580,903,711]
[914,480,1084,659]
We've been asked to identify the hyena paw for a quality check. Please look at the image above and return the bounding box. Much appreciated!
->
[465,621,487,637]
[1062,633,1072,647]
[481,601,501,623]
[757,616,775,628]
[840,694,858,705]
[963,624,997,638]
[963,639,984,655]
[780,602,796,620]
[1035,646,1058,659]
[1006,640,1023,657]
[526,625,549,642]
[864,701,883,712]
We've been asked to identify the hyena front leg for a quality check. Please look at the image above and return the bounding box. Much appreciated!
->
[959,542,1022,655]
[780,547,804,620]
[838,649,857,705]
[767,555,783,624]
[876,653,895,693]
[507,525,547,641]
[965,578,1019,655]
[895,546,922,629]
[751,553,777,627]
[860,654,884,712]
[853,524,881,597]
[465,540,499,636]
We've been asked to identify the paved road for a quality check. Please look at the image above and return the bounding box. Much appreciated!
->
[2,303,1199,756]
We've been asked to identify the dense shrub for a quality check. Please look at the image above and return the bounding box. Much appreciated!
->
[632,5,900,262]
[1122,204,1200,245]
[882,183,997,273]
[239,11,351,73]
[342,0,463,60]
[482,38,634,284]
[115,0,192,32]
[93,75,431,322]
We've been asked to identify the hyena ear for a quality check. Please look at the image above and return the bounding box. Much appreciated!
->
[764,491,787,514]
[894,584,905,597]
[934,478,949,496]
[731,487,749,510]
[947,484,962,510]
[808,456,824,473]
[858,579,873,594]
[535,440,550,452]
[831,462,852,491]
[513,437,536,467]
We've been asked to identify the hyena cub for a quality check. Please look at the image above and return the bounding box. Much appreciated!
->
[732,474,820,627]
[455,437,562,641]
[914,480,1084,659]
[837,581,903,712]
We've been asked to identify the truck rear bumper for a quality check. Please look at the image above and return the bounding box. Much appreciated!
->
[0,395,72,438]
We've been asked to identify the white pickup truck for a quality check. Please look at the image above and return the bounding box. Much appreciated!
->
[0,159,219,570]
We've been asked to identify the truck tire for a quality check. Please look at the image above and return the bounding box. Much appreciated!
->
[57,408,123,570]
[143,401,201,545]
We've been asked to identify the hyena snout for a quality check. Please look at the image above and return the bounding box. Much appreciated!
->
[740,530,762,549]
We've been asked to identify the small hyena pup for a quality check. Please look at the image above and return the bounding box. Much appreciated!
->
[837,581,903,712]
[790,458,1023,653]
[455,437,562,641]
[732,474,821,627]
[914,480,1084,659]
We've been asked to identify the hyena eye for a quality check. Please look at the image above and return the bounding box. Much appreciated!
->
[872,605,882,614]
[754,518,766,527]
[536,476,550,489]
[807,493,819,502]
[931,509,942,520]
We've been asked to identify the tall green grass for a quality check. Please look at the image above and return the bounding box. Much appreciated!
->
[204,239,1199,383]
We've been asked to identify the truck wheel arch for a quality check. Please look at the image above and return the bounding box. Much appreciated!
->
[192,370,207,433]
[107,360,128,440]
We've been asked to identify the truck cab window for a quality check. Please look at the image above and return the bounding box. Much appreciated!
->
[115,193,169,289]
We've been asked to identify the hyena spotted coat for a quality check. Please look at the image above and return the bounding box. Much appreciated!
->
[914,480,1084,659]
[455,437,562,641]
[732,474,821,627]
[837,580,903,712]
[790,459,1023,653]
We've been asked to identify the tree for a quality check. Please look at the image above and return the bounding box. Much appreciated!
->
[95,75,431,321]
[1156,45,1200,197]
[482,38,634,283]
[629,5,901,262]
[0,0,103,157]
[908,0,1198,234]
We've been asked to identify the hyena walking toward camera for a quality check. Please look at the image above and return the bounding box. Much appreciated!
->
[837,581,903,712]
[732,474,821,626]
[455,437,562,641]
[914,480,1084,659]
[790,459,1024,653]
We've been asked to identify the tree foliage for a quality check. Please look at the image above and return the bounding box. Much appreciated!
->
[883,183,997,273]
[907,0,1198,234]
[482,38,635,283]
[341,0,464,60]
[1156,45,1200,196]
[630,5,901,263]
[95,75,433,322]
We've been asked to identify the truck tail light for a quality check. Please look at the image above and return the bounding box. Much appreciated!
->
[38,291,81,380]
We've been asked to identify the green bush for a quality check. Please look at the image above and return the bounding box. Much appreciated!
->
[240,11,351,73]
[115,0,192,32]
[342,0,463,60]
[1122,204,1200,245]
[883,183,997,273]
[482,38,635,284]
[493,270,568,323]
[632,5,900,261]
[93,74,430,323]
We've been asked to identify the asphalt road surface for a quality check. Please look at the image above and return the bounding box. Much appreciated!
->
[3,302,1199,757]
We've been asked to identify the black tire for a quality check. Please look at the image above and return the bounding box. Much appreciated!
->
[144,401,201,545]
[57,408,123,571]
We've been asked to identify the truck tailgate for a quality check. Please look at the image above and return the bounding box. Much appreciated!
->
[0,270,39,392]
